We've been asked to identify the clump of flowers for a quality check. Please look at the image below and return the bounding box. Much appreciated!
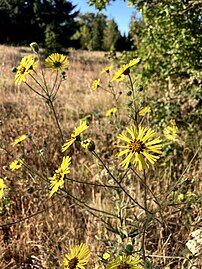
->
[11,134,27,146]
[63,243,90,269]
[45,53,69,72]
[61,121,89,152]
[117,126,162,170]
[49,156,71,197]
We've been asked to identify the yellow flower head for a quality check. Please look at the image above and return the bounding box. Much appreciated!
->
[9,159,24,171]
[138,106,151,116]
[91,79,100,90]
[106,255,143,269]
[117,126,162,170]
[102,252,110,260]
[49,156,71,197]
[0,178,7,200]
[11,134,27,146]
[15,55,38,85]
[63,243,90,269]
[111,58,140,82]
[105,107,118,117]
[100,65,114,75]
[61,121,89,152]
[163,120,179,141]
[45,53,69,72]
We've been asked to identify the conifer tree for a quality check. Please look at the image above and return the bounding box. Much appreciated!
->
[103,19,120,51]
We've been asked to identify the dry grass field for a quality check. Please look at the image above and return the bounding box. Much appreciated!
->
[0,45,201,268]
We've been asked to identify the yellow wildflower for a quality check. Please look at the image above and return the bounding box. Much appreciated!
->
[138,106,151,116]
[49,156,71,197]
[102,252,110,260]
[163,120,179,141]
[0,178,6,199]
[111,58,140,82]
[61,121,89,152]
[11,134,27,146]
[105,107,118,117]
[15,55,38,85]
[100,65,113,75]
[63,243,90,269]
[117,126,162,170]
[91,79,100,90]
[9,159,24,171]
[106,255,143,269]
[45,53,69,72]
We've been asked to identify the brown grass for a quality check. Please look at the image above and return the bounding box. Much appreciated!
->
[0,45,201,269]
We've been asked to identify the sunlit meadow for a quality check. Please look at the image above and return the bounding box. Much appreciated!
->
[0,44,201,269]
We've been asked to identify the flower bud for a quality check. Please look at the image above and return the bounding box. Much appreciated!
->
[12,67,17,73]
[81,139,95,151]
[126,90,132,96]
[127,100,133,107]
[30,42,39,53]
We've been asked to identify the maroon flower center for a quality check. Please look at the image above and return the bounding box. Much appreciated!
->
[68,257,79,269]
[53,61,62,68]
[129,139,145,153]
[19,66,26,74]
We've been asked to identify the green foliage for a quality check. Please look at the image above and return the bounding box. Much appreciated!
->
[94,0,202,130]
[91,13,106,50]
[44,23,62,54]
[73,13,121,51]
[138,0,202,82]
[90,0,202,82]
[103,19,120,51]
[88,0,111,10]
[0,0,79,49]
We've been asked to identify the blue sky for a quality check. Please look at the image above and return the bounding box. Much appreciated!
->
[71,0,140,36]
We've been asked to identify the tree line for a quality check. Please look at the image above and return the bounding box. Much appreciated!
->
[0,0,131,52]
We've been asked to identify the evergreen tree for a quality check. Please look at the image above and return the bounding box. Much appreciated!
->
[103,19,120,51]
[90,13,106,50]
[74,13,106,51]
[35,0,79,50]
[0,0,79,49]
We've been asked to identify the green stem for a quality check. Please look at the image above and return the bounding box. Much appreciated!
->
[142,169,148,263]
[47,97,64,142]
[29,73,48,95]
[50,70,58,96]
[52,78,62,101]
[25,82,46,99]
[128,73,138,128]
[92,151,153,215]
